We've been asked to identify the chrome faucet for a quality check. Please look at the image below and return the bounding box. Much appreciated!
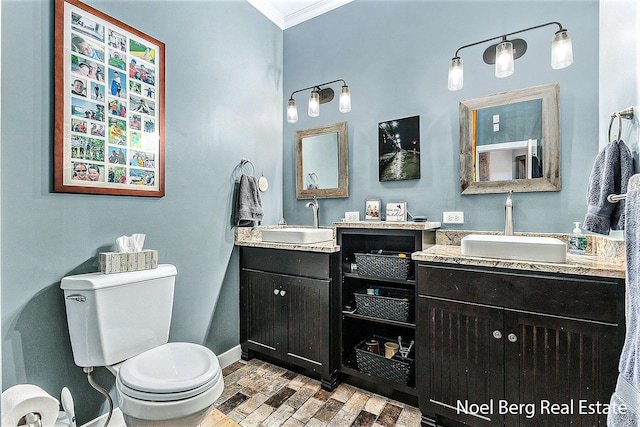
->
[504,190,514,236]
[306,196,319,228]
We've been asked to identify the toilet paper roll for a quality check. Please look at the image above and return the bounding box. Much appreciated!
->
[2,384,60,427]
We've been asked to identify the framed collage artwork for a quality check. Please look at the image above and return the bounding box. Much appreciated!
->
[54,0,165,197]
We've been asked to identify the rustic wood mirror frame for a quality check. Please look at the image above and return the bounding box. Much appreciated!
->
[460,83,561,195]
[295,121,349,199]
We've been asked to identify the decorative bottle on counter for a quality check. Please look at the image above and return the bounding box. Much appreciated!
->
[568,221,587,255]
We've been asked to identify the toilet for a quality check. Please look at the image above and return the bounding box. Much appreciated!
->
[61,264,224,426]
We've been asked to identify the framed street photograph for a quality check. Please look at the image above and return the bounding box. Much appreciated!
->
[378,115,421,182]
[365,199,381,220]
[385,202,407,222]
[54,0,165,196]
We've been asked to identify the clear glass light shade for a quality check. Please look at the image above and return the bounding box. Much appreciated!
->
[339,85,351,113]
[448,57,463,91]
[495,41,514,78]
[551,29,573,69]
[287,99,298,123]
[308,90,320,117]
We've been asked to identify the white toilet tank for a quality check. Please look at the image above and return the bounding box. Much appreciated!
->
[61,264,177,368]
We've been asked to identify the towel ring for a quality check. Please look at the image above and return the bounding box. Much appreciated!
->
[240,159,255,176]
[608,113,622,143]
[607,107,635,143]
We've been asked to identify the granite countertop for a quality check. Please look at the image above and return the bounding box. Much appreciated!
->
[234,221,441,253]
[235,226,626,279]
[333,220,442,230]
[412,230,626,279]
[234,226,340,253]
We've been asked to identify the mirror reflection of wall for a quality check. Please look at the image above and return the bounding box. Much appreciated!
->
[475,100,543,182]
[476,139,539,181]
[302,132,339,189]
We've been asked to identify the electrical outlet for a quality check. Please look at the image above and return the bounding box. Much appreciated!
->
[443,211,464,224]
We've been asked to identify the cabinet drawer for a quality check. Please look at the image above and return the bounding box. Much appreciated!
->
[418,263,623,324]
[241,247,332,279]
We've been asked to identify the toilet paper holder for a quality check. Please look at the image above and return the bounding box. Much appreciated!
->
[23,412,43,427]
[1,384,60,427]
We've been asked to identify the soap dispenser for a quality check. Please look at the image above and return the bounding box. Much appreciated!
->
[568,222,587,255]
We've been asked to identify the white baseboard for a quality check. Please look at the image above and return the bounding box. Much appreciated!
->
[217,344,242,369]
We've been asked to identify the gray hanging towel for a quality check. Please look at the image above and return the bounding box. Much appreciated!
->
[583,140,634,235]
[608,174,640,426]
[234,173,263,227]
[615,141,634,229]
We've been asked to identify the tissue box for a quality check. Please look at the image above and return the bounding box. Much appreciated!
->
[99,250,158,274]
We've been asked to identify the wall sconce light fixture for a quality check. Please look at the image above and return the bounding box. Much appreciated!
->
[448,21,573,91]
[287,79,351,123]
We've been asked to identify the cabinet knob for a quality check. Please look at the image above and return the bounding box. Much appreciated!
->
[273,289,279,295]
[280,290,287,297]
[508,333,518,342]
[492,330,502,339]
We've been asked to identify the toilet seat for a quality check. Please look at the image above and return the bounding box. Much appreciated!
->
[117,342,221,402]
[116,369,224,423]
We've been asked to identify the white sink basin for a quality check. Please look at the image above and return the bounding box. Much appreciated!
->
[261,227,333,244]
[461,234,567,263]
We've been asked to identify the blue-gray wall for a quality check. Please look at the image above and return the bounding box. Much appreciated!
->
[1,0,282,423]
[283,0,600,233]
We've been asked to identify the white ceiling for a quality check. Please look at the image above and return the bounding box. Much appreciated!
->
[247,0,353,29]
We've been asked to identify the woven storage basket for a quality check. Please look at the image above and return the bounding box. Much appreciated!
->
[354,252,411,280]
[354,287,413,322]
[355,335,414,385]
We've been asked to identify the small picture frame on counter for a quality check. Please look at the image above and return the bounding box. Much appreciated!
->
[365,198,381,220]
[385,202,407,222]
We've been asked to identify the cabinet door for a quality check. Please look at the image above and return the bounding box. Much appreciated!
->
[418,296,505,426]
[284,275,330,371]
[241,270,285,358]
[505,311,620,426]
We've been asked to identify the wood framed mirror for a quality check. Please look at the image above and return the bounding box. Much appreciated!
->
[295,121,349,199]
[460,83,560,194]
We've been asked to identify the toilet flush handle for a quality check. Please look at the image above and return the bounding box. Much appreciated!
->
[66,294,86,302]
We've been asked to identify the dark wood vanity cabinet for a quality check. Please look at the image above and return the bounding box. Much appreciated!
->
[417,262,625,427]
[240,246,340,390]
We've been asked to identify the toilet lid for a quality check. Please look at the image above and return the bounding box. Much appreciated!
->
[118,342,221,401]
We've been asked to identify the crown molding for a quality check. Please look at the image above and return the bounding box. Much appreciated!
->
[247,0,286,29]
[284,0,353,29]
[247,0,353,30]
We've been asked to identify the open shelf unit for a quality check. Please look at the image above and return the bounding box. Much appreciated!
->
[336,226,428,398]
